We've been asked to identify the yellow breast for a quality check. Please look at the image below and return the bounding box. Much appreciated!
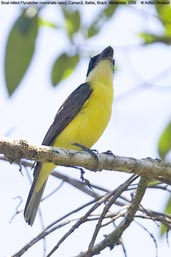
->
[53,82,113,150]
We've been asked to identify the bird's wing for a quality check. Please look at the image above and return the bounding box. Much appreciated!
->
[42,82,93,146]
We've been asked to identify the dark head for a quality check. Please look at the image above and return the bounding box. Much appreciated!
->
[86,46,114,85]
[86,46,114,78]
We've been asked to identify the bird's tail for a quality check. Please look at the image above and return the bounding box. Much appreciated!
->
[24,163,48,226]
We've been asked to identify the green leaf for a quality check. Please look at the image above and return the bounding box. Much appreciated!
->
[5,8,38,96]
[87,25,99,38]
[51,53,79,86]
[63,8,80,38]
[155,2,171,36]
[38,17,57,29]
[139,32,171,45]
[158,122,171,160]
[139,33,157,44]
[103,2,122,17]
[160,196,171,236]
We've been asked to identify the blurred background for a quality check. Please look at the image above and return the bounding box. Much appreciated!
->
[0,2,171,257]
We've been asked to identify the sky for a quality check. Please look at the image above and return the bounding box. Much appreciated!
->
[0,2,171,257]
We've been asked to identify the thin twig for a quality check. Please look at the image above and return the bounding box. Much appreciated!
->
[12,199,96,257]
[46,189,120,257]
[135,221,158,257]
[75,176,149,257]
[86,175,138,257]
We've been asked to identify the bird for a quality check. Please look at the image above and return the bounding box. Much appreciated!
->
[24,46,114,226]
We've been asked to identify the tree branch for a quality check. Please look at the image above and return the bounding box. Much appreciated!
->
[46,175,138,257]
[0,137,171,182]
[75,176,149,257]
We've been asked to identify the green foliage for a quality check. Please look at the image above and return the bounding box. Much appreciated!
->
[158,122,171,160]
[156,2,171,36]
[63,8,80,39]
[5,4,171,95]
[5,8,38,96]
[156,5,171,236]
[158,121,171,237]
[51,53,79,86]
[139,32,171,45]
[140,3,171,45]
[4,5,119,92]
[103,4,118,17]
[160,196,171,237]
[38,17,57,29]
[87,25,99,38]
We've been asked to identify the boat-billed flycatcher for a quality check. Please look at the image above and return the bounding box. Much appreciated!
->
[24,46,114,225]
